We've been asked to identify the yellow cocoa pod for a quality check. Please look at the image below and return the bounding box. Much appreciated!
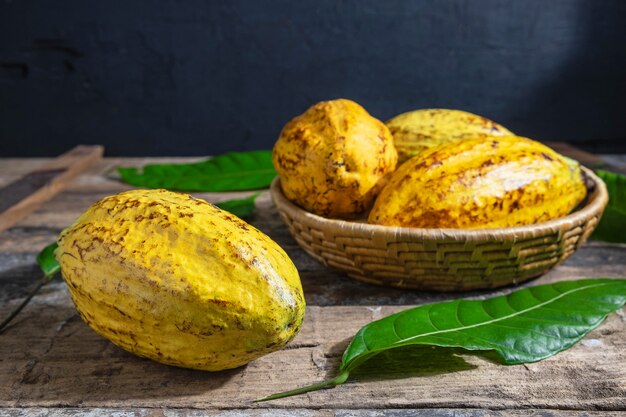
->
[56,189,305,371]
[273,98,397,218]
[368,136,587,229]
[386,108,513,163]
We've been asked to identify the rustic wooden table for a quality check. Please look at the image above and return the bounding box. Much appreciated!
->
[1,156,626,417]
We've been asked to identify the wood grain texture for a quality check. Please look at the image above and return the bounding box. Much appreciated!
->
[1,291,625,410]
[0,146,104,233]
[1,410,625,417]
[0,156,625,414]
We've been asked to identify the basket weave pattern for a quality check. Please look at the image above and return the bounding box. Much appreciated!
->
[271,167,608,291]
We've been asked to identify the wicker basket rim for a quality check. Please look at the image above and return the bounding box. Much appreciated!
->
[270,166,608,240]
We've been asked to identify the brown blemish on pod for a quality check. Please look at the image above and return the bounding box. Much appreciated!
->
[56,189,305,371]
[369,135,587,229]
[273,99,397,218]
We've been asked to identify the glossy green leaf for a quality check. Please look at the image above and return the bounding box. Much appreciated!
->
[259,278,626,401]
[36,242,60,279]
[215,192,261,219]
[117,150,276,192]
[592,170,626,243]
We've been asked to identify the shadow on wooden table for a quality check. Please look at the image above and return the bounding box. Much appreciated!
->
[0,302,242,405]
[318,336,480,385]
[342,343,479,383]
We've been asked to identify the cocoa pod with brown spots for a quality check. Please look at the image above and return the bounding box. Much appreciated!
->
[368,136,587,229]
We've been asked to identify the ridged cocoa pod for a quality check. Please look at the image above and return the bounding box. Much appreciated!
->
[386,108,513,164]
[273,99,397,218]
[369,136,587,229]
[57,189,305,371]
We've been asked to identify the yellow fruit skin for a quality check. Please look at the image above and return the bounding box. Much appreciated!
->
[273,99,398,218]
[368,136,587,229]
[56,189,305,371]
[386,109,513,163]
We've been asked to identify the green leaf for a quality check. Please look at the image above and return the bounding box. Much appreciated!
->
[36,242,60,279]
[117,150,276,192]
[592,170,626,243]
[258,278,626,401]
[214,192,261,218]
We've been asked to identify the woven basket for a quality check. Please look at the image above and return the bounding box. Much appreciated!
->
[270,167,608,291]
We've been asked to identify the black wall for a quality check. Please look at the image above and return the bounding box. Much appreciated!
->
[2,0,626,156]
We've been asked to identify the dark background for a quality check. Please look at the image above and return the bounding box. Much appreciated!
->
[2,0,626,157]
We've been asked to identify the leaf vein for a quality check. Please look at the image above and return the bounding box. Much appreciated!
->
[388,282,616,348]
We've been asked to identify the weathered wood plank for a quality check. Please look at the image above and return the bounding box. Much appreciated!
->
[1,285,625,410]
[1,408,624,417]
[0,146,103,233]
